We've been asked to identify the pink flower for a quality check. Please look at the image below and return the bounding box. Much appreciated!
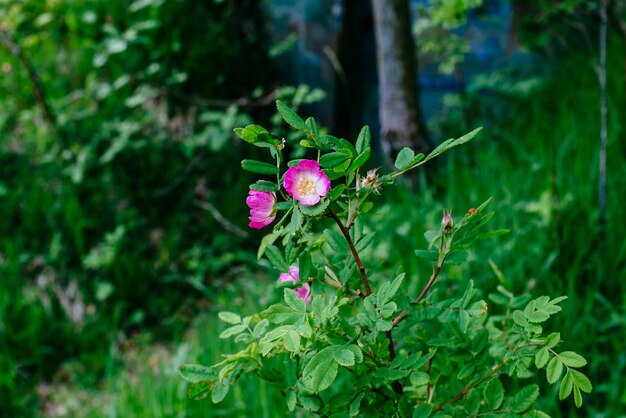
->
[283,160,331,206]
[246,188,276,229]
[295,283,312,305]
[278,265,312,304]
[441,213,453,226]
[279,266,299,284]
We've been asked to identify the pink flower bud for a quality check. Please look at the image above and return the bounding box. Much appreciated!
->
[246,186,277,229]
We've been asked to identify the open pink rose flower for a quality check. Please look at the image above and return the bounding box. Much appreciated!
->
[283,160,331,206]
[246,188,276,229]
[278,265,312,304]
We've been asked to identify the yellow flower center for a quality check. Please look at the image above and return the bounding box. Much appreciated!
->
[297,178,316,196]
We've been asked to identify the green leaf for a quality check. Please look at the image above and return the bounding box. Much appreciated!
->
[349,393,365,417]
[544,332,560,349]
[249,181,279,192]
[276,100,309,131]
[409,371,429,386]
[511,384,539,413]
[484,378,504,410]
[573,385,583,408]
[188,380,213,400]
[559,370,574,400]
[349,149,371,172]
[425,127,482,162]
[569,370,592,393]
[219,324,246,339]
[413,404,431,418]
[320,151,351,169]
[299,199,329,217]
[558,351,587,368]
[303,348,339,393]
[535,347,550,369]
[376,274,404,306]
[241,159,278,175]
[286,391,297,411]
[344,344,363,364]
[332,347,355,367]
[284,288,306,312]
[373,368,410,381]
[326,184,346,202]
[211,379,230,403]
[298,394,322,411]
[546,357,563,384]
[394,147,416,170]
[218,312,241,325]
[324,228,350,254]
[464,388,481,415]
[283,330,300,352]
[179,364,217,383]
[265,245,289,272]
[355,125,371,154]
[240,124,268,144]
[525,410,552,418]
[257,228,281,258]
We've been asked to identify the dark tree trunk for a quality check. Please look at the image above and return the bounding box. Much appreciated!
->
[371,0,429,157]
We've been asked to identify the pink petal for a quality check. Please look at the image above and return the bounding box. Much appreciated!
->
[314,172,331,197]
[298,193,321,206]
[249,217,274,229]
[295,283,311,304]
[279,272,297,284]
[283,166,299,197]
[288,266,300,281]
[298,159,321,173]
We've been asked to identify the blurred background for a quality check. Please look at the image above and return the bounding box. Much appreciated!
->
[1,0,625,416]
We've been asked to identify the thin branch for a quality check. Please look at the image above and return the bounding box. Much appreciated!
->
[0,30,57,131]
[194,200,250,238]
[327,207,372,296]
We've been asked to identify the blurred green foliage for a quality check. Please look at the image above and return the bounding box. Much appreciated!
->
[1,0,625,417]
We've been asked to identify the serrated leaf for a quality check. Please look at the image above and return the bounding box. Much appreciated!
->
[179,364,217,383]
[558,351,587,368]
[240,124,268,144]
[276,100,309,131]
[569,370,592,393]
[265,245,289,272]
[188,380,213,400]
[546,357,563,384]
[219,324,246,339]
[324,228,349,254]
[377,274,404,306]
[241,159,279,175]
[535,347,550,369]
[345,344,363,363]
[333,347,355,366]
[512,310,527,326]
[303,347,338,393]
[299,199,329,216]
[559,370,574,400]
[218,311,241,325]
[284,288,306,312]
[299,394,322,411]
[484,378,504,410]
[524,410,552,418]
[257,228,281,259]
[284,330,301,352]
[511,384,539,413]
[373,368,410,381]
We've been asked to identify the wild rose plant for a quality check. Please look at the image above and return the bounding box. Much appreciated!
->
[180,101,591,417]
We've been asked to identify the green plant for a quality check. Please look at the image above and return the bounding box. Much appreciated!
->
[180,101,591,416]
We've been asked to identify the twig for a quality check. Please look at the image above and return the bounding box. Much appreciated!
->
[0,30,57,132]
[327,207,372,296]
[193,200,249,238]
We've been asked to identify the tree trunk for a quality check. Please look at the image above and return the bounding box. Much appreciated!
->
[371,0,429,157]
